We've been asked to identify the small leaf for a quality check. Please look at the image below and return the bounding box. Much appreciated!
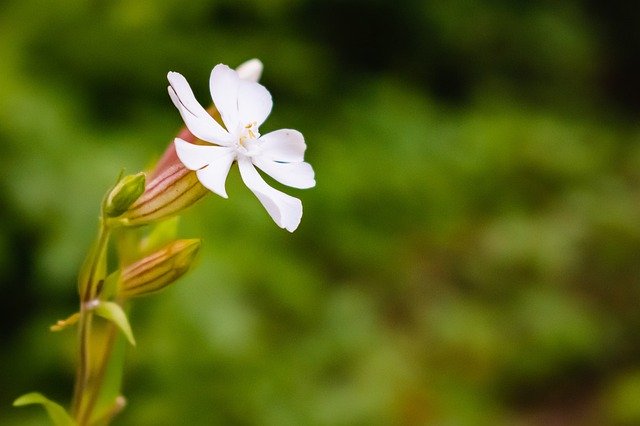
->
[91,396,127,425]
[13,392,76,426]
[113,216,179,267]
[100,270,121,300]
[94,302,136,346]
[50,312,80,332]
[91,334,128,423]
[140,216,180,256]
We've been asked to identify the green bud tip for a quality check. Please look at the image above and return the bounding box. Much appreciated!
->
[105,172,146,218]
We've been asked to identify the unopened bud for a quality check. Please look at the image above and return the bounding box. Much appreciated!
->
[105,172,146,217]
[118,239,201,299]
[119,128,209,227]
[120,161,209,227]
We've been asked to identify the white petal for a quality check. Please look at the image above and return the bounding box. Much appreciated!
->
[167,72,232,145]
[236,59,263,82]
[209,64,240,134]
[174,138,211,170]
[238,79,272,128]
[174,139,235,198]
[196,155,235,198]
[252,157,315,189]
[237,157,303,232]
[259,129,307,162]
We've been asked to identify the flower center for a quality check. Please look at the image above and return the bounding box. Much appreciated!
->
[236,121,260,156]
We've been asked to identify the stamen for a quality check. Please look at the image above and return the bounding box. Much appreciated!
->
[243,122,258,139]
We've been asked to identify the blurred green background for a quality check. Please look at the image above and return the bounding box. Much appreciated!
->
[2,0,640,424]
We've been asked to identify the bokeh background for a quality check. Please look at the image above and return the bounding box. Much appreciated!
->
[2,0,640,424]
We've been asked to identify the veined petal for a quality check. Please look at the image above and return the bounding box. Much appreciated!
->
[210,64,241,134]
[174,139,235,198]
[252,157,315,189]
[237,157,303,232]
[238,79,272,128]
[259,129,307,162]
[167,72,232,145]
[236,58,263,82]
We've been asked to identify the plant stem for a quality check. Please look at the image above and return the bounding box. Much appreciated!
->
[80,310,119,424]
[72,308,93,419]
[72,219,111,424]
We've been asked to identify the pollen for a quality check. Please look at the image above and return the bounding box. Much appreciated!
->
[244,122,258,139]
[239,121,259,148]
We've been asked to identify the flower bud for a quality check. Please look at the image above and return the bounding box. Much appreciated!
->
[120,160,209,227]
[118,239,201,299]
[119,128,210,227]
[105,172,146,217]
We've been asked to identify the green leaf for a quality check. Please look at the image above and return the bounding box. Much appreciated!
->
[139,216,180,256]
[50,312,80,332]
[13,392,76,426]
[113,216,179,267]
[100,270,121,301]
[94,302,136,346]
[91,334,128,424]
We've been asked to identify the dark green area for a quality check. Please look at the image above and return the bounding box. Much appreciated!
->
[2,0,640,424]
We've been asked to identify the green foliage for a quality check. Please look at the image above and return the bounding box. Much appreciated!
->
[94,302,136,347]
[13,393,75,426]
[2,0,640,425]
[90,336,128,426]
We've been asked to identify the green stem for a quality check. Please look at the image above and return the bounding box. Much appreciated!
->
[72,308,92,419]
[84,219,111,302]
[72,219,111,424]
[80,309,119,425]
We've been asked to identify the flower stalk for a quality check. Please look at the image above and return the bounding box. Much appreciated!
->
[73,216,111,419]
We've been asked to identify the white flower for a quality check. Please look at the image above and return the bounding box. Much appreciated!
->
[168,62,315,232]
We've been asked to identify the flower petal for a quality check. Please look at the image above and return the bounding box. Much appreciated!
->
[174,138,213,170]
[236,58,263,82]
[237,157,303,232]
[209,64,241,133]
[238,80,272,128]
[167,72,232,145]
[252,157,315,189]
[196,155,235,198]
[259,129,307,162]
[174,139,235,198]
